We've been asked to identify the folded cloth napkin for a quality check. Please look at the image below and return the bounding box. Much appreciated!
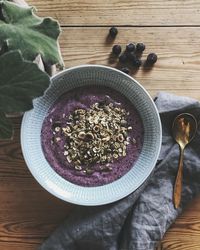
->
[39,92,200,250]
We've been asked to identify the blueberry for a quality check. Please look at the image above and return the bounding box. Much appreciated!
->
[121,67,130,74]
[109,27,118,38]
[126,43,135,52]
[119,53,128,63]
[136,43,145,53]
[133,58,142,68]
[127,51,136,61]
[146,53,157,65]
[112,45,122,55]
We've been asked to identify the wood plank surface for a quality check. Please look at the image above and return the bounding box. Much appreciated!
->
[26,0,200,26]
[0,119,72,250]
[59,27,200,99]
[1,0,200,249]
[1,120,200,249]
[160,196,200,250]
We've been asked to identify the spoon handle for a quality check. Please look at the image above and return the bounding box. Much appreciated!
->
[173,147,184,209]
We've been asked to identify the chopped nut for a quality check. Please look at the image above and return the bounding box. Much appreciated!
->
[74,159,81,165]
[62,127,71,134]
[71,154,77,160]
[57,101,133,172]
[93,125,100,132]
[122,151,126,157]
[121,120,127,126]
[78,131,86,140]
[102,135,110,142]
[101,155,107,162]
[109,103,113,108]
[55,127,60,132]
[66,156,72,163]
[52,121,61,130]
[118,148,123,153]
[132,138,137,144]
[93,147,100,153]
[75,165,82,171]
[113,153,119,159]
[85,168,94,175]
[51,137,55,144]
[117,134,124,142]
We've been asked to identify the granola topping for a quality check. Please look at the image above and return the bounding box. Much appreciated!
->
[41,86,144,187]
[52,102,135,174]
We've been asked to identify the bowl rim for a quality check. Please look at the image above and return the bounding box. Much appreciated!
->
[21,64,162,206]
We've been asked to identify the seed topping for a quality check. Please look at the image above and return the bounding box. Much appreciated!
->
[51,102,135,175]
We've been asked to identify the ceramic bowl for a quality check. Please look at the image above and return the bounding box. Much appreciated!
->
[21,65,162,205]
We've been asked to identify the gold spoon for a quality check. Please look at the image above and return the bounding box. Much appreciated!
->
[172,113,197,209]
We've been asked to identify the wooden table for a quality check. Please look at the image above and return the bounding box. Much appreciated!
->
[1,1,200,249]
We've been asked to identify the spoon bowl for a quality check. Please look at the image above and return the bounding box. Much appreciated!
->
[172,113,197,149]
[172,113,197,209]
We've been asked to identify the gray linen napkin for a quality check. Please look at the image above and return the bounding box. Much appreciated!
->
[39,92,200,250]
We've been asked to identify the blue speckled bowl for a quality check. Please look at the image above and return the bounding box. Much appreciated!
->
[21,65,162,206]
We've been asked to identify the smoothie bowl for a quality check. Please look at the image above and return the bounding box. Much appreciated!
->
[21,65,162,205]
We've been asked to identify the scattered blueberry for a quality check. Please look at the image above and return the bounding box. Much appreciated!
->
[109,27,118,38]
[127,51,136,61]
[112,44,122,55]
[133,58,142,68]
[119,53,128,63]
[146,53,157,65]
[136,43,145,53]
[121,67,130,74]
[126,43,135,52]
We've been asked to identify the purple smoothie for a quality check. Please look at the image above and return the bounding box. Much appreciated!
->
[41,86,144,187]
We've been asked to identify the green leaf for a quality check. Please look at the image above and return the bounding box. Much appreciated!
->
[0,110,13,139]
[0,50,50,114]
[0,0,64,69]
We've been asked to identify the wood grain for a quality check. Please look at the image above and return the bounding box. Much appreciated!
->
[0,120,72,249]
[161,196,200,250]
[1,1,200,249]
[2,26,200,249]
[1,122,200,249]
[26,0,200,26]
[59,27,200,99]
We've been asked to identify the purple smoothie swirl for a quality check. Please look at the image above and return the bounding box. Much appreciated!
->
[41,86,144,187]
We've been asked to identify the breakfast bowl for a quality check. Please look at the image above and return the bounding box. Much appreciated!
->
[21,65,162,206]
